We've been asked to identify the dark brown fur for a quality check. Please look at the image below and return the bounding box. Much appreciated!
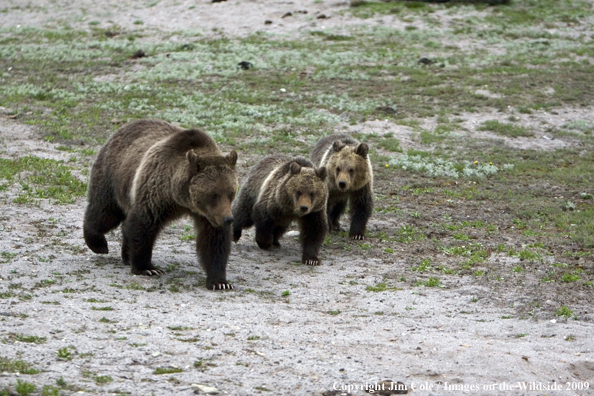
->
[232,156,328,265]
[311,134,374,240]
[83,119,238,290]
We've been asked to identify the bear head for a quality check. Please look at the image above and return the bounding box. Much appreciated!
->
[185,150,238,228]
[326,141,372,192]
[283,162,328,217]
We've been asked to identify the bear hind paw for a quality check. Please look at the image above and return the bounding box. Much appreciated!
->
[131,266,165,276]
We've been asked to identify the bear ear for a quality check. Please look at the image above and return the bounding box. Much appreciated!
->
[226,150,238,168]
[332,140,346,152]
[289,162,301,175]
[355,142,369,158]
[186,150,201,172]
[315,166,327,182]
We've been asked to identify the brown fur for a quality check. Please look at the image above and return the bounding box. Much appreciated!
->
[83,119,238,290]
[232,156,328,265]
[311,134,374,239]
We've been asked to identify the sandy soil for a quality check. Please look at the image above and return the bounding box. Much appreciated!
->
[1,1,593,396]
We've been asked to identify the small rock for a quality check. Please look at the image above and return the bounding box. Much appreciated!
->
[317,14,328,19]
[152,352,161,357]
[131,50,146,59]
[418,57,435,65]
[192,384,220,394]
[264,20,273,25]
[212,0,227,2]
[237,61,253,70]
[282,12,292,18]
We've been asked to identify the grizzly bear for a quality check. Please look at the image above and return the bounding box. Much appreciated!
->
[311,134,374,240]
[232,156,328,265]
[83,119,238,290]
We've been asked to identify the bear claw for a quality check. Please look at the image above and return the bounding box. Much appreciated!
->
[212,283,233,291]
[350,234,365,240]
[304,259,320,266]
[142,268,164,276]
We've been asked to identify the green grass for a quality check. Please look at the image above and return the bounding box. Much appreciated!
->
[477,120,534,138]
[154,367,183,374]
[0,357,39,374]
[0,157,87,204]
[555,305,574,318]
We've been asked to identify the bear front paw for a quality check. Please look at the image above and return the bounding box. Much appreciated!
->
[350,234,365,240]
[211,282,234,291]
[303,257,321,266]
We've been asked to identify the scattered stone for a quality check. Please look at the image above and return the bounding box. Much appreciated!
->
[211,0,227,2]
[237,61,253,70]
[264,20,273,25]
[104,31,118,38]
[282,12,292,18]
[192,384,220,394]
[376,106,398,114]
[323,391,354,396]
[418,57,435,65]
[295,10,308,14]
[317,14,329,19]
[131,50,146,59]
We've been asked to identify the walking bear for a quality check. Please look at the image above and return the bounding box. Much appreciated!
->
[232,156,328,265]
[311,134,374,240]
[83,119,238,290]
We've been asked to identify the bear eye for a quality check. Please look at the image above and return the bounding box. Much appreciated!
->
[296,191,302,197]
[336,167,341,172]
[349,168,354,174]
[211,193,219,201]
[310,192,314,199]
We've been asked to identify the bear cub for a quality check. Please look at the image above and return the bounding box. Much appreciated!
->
[232,156,328,265]
[311,134,374,240]
[83,119,238,290]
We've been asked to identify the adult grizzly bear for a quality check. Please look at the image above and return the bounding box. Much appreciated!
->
[311,134,373,240]
[83,119,238,290]
[232,156,328,265]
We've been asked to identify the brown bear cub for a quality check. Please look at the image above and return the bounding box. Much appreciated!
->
[311,134,374,240]
[232,156,328,265]
[83,119,238,290]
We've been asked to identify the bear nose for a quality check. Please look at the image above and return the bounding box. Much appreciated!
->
[223,216,234,225]
[338,181,347,189]
[300,205,309,213]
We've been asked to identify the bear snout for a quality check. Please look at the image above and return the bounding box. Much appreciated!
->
[338,180,347,189]
[223,216,234,225]
[300,205,309,213]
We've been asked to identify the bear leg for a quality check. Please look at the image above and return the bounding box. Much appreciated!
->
[272,220,291,248]
[121,211,164,276]
[255,224,274,250]
[348,183,374,240]
[121,232,130,265]
[327,196,347,232]
[232,210,253,243]
[83,196,125,254]
[253,204,275,250]
[231,193,255,242]
[299,210,328,266]
[194,217,233,290]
